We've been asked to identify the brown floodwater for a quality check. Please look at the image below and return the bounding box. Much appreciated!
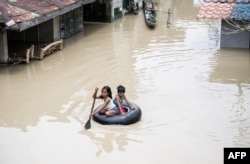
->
[0,0,250,164]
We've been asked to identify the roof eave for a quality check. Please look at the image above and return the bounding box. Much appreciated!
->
[82,0,96,5]
[5,0,82,31]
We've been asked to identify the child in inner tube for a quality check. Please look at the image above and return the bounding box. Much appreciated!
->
[113,85,134,115]
[91,86,119,116]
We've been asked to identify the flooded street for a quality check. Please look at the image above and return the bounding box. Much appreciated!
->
[1,0,250,164]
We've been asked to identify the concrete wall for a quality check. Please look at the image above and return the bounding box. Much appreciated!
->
[24,19,54,42]
[0,32,8,63]
[37,20,54,42]
[83,0,129,22]
[106,0,113,22]
[25,26,39,41]
[83,1,109,22]
[221,20,250,49]
[7,31,25,41]
[8,19,54,42]
[53,17,60,41]
[113,0,123,20]
[60,7,83,38]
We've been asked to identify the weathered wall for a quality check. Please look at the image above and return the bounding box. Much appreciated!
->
[24,26,39,41]
[221,20,250,49]
[7,19,54,42]
[53,17,60,41]
[113,0,123,20]
[60,7,83,38]
[38,20,54,42]
[0,32,8,63]
[83,1,108,22]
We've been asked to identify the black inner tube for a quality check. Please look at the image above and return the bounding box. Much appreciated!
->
[93,102,142,125]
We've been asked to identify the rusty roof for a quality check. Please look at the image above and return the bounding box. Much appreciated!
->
[0,0,95,31]
[0,0,80,22]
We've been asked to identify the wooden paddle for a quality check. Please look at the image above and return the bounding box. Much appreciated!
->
[84,88,98,130]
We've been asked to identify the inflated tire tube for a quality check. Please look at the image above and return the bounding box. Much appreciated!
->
[93,102,142,125]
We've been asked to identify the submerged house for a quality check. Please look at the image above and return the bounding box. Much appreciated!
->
[0,0,95,64]
[196,0,250,49]
[0,0,138,64]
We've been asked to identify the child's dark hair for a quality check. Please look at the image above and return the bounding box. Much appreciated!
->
[101,86,112,99]
[117,85,125,92]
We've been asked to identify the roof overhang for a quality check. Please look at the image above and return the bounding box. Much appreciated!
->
[82,0,96,5]
[0,0,96,32]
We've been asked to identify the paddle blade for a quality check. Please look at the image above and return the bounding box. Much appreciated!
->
[84,119,91,130]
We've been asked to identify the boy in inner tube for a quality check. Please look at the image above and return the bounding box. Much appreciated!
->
[113,85,134,115]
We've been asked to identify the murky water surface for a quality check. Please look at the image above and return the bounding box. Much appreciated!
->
[1,0,250,164]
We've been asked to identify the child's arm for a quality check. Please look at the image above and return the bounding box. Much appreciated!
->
[91,98,109,115]
[116,96,125,115]
[124,95,134,110]
[100,98,109,110]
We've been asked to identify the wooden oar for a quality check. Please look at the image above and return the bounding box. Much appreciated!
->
[84,88,98,130]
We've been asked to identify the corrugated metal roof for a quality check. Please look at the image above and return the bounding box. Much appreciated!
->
[231,3,250,20]
[0,0,79,23]
[0,0,95,31]
[0,2,40,23]
[197,0,250,20]
[197,2,235,19]
[204,0,250,2]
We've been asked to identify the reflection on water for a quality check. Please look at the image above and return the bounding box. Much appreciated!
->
[230,82,250,146]
[0,0,250,164]
[209,49,250,147]
[83,130,143,156]
[210,49,250,84]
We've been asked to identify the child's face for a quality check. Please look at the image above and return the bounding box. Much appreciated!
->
[118,91,125,97]
[101,89,109,97]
